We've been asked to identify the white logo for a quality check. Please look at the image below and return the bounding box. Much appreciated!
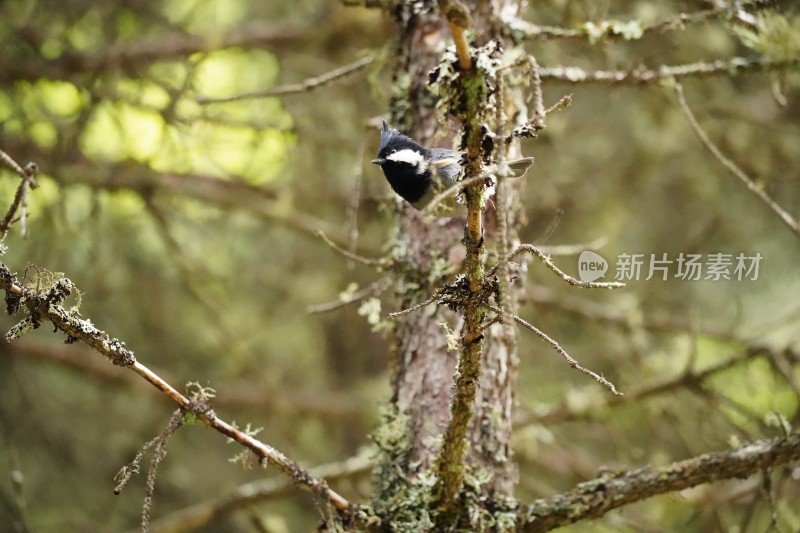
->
[579,251,608,282]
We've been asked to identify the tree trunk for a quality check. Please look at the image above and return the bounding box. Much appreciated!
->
[374,0,529,523]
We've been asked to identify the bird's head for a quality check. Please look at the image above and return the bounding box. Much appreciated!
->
[371,121,428,175]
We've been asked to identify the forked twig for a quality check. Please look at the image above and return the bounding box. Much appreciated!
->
[490,244,624,289]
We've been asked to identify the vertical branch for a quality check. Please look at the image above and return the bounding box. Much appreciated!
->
[433,3,488,518]
[439,0,473,70]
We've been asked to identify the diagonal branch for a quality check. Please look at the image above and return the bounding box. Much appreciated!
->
[198,55,375,104]
[674,82,800,238]
[0,150,39,238]
[495,306,622,395]
[491,244,624,289]
[0,265,357,517]
[517,431,800,532]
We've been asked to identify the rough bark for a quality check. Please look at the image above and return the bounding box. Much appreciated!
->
[378,0,527,506]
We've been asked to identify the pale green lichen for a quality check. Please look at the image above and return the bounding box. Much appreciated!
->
[582,20,644,44]
[734,12,800,62]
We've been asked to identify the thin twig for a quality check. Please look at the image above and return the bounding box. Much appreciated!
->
[387,294,439,319]
[198,55,374,104]
[494,305,621,395]
[489,244,625,289]
[316,230,387,266]
[530,56,545,124]
[307,277,392,314]
[536,236,609,256]
[0,149,32,179]
[674,82,800,239]
[0,151,39,238]
[419,174,486,217]
[519,346,770,427]
[544,93,573,115]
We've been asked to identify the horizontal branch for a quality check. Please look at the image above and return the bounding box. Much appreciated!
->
[518,431,800,532]
[513,7,725,42]
[4,142,348,243]
[0,22,307,83]
[538,57,798,84]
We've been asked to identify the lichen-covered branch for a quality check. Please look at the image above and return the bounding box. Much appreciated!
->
[517,432,800,532]
[0,263,357,517]
[538,57,798,84]
[431,37,491,520]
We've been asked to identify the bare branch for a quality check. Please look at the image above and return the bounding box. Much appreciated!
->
[420,174,486,217]
[535,236,608,257]
[490,244,624,289]
[198,55,374,104]
[0,150,38,238]
[498,306,622,395]
[519,345,773,427]
[4,142,350,244]
[674,82,800,238]
[316,230,388,267]
[387,294,440,319]
[307,277,393,314]
[0,22,308,83]
[439,0,473,70]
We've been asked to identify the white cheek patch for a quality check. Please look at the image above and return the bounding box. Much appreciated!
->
[387,149,425,165]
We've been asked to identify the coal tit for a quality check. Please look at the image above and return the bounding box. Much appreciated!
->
[371,121,533,215]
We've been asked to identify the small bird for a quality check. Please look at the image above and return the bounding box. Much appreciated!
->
[371,121,533,215]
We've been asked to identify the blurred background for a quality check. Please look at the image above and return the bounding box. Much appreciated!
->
[1,0,798,531]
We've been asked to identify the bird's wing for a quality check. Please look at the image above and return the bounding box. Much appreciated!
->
[428,148,464,162]
[428,148,464,183]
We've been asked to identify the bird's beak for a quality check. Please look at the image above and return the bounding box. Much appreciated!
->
[371,158,384,165]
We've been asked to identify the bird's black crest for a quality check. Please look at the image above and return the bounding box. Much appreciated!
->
[377,121,424,157]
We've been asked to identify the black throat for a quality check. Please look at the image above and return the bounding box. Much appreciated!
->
[381,163,431,204]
